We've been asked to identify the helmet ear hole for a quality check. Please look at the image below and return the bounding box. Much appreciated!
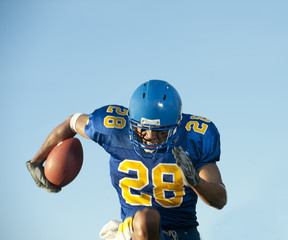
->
[143,93,145,99]
[163,94,166,101]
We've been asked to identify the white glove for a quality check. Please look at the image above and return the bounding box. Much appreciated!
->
[99,218,133,240]
[99,220,121,240]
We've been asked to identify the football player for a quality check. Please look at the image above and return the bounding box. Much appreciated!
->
[27,80,227,240]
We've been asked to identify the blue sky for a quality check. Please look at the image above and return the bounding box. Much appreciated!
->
[1,1,287,239]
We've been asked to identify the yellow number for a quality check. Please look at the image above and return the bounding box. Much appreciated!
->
[119,160,151,206]
[107,106,128,116]
[104,116,126,129]
[153,164,184,207]
[185,121,208,134]
[118,160,185,208]
[104,106,127,129]
[185,116,210,135]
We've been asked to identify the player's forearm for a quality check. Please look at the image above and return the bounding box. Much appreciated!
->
[193,179,227,209]
[31,117,76,164]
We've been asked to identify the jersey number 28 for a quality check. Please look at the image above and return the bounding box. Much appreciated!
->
[118,160,185,208]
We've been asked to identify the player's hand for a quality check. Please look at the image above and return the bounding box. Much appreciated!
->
[172,146,200,187]
[26,160,61,193]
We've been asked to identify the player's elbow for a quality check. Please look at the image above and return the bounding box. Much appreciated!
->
[215,199,227,210]
[213,192,227,210]
[206,188,227,210]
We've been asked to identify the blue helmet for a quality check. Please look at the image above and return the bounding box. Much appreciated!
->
[128,80,182,158]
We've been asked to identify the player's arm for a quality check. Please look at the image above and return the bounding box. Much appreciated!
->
[26,114,89,192]
[30,114,89,164]
[193,163,227,209]
[172,146,227,209]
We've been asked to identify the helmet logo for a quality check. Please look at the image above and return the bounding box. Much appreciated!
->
[141,118,160,126]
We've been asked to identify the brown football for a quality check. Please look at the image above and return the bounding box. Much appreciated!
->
[44,138,83,187]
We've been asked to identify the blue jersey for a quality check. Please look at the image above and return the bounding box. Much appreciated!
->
[85,105,221,229]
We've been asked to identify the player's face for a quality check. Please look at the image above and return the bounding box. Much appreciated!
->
[134,126,169,148]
